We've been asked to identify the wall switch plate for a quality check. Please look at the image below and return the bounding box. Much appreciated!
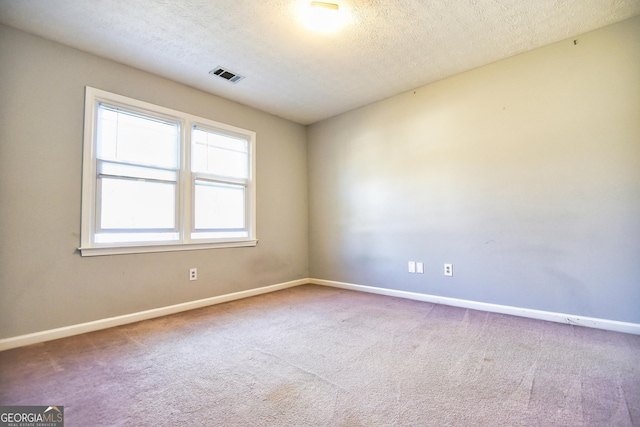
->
[408,261,416,273]
[189,268,197,281]
[416,262,424,274]
[444,264,453,277]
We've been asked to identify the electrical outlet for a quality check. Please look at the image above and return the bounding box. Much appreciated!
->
[189,268,197,281]
[444,264,453,277]
[408,261,416,273]
[416,262,424,274]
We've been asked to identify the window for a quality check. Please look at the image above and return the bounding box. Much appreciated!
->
[80,87,256,256]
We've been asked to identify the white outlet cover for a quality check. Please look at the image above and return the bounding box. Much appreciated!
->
[416,262,424,274]
[444,264,453,276]
[408,261,416,273]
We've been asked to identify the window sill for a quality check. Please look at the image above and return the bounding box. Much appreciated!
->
[78,239,258,257]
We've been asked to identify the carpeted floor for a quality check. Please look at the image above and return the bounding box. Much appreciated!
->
[1,284,639,426]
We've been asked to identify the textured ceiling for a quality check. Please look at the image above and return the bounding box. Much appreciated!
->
[1,0,639,124]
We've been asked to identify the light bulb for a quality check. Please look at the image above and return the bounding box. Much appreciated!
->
[306,2,341,32]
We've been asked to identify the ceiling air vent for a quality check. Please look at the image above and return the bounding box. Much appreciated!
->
[209,66,245,83]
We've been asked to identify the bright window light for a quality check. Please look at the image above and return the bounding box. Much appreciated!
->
[80,87,257,256]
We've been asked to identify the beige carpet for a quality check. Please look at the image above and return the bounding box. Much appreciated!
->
[1,284,639,426]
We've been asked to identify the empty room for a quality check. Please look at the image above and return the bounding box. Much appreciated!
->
[1,1,639,426]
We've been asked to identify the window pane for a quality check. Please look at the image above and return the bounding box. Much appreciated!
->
[194,181,245,230]
[192,128,248,178]
[191,231,249,240]
[98,105,179,168]
[100,178,176,229]
[95,232,179,244]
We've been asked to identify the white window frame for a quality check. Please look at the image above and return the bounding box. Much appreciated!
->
[79,87,257,256]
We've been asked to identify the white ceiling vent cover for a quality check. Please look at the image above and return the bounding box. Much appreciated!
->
[209,66,245,83]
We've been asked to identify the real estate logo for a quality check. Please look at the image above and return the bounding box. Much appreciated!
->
[0,406,63,427]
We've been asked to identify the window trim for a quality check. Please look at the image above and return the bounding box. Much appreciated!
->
[79,87,257,257]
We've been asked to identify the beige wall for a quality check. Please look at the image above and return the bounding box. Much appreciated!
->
[2,16,640,340]
[308,17,640,323]
[0,25,309,338]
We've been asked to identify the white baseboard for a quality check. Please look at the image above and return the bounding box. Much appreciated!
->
[310,278,640,336]
[0,279,307,352]
[3,277,638,351]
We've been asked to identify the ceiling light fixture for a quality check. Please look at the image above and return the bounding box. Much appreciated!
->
[306,1,341,32]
